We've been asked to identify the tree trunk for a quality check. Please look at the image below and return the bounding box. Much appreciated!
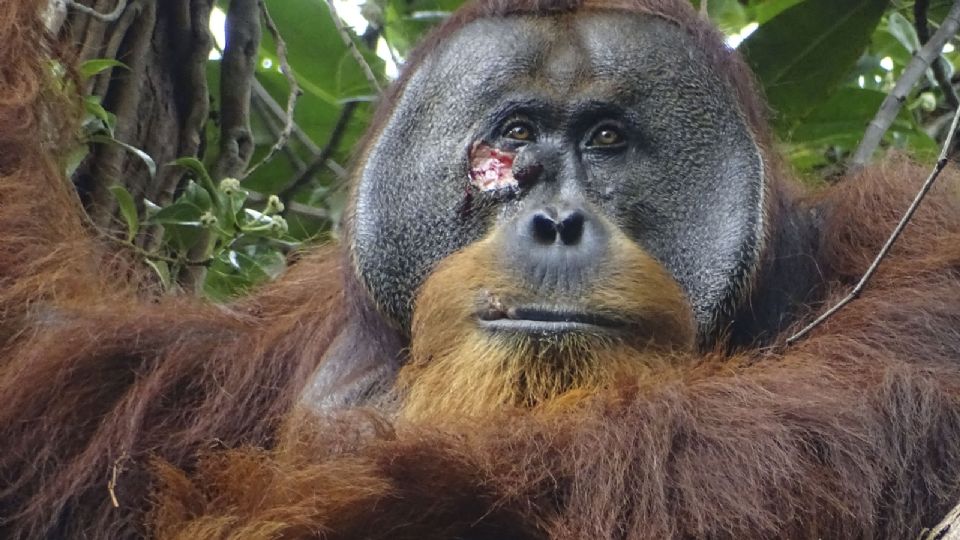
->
[66,0,214,241]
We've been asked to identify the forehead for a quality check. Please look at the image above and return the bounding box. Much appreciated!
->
[424,12,714,100]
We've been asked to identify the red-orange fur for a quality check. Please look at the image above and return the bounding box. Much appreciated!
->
[1,5,345,538]
[3,0,960,539]
[150,161,960,539]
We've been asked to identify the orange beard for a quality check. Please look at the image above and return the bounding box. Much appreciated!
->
[397,230,696,422]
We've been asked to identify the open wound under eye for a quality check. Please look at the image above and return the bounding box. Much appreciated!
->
[469,142,518,191]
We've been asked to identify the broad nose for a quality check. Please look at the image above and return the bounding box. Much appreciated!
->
[530,207,586,246]
[505,203,609,292]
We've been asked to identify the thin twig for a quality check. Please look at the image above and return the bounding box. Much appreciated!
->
[325,0,382,94]
[278,101,357,202]
[786,102,960,345]
[251,80,316,152]
[851,0,960,168]
[103,234,212,266]
[252,94,307,170]
[915,0,960,108]
[250,80,347,179]
[92,0,144,97]
[244,1,303,178]
[245,190,330,220]
[106,452,129,508]
[249,99,333,219]
[65,0,127,22]
[251,76,350,179]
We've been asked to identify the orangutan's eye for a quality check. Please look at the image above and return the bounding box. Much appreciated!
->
[587,126,625,148]
[503,121,536,142]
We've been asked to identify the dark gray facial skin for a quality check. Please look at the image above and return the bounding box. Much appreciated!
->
[351,11,765,338]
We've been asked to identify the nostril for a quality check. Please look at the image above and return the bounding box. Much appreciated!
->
[558,211,585,245]
[531,212,558,244]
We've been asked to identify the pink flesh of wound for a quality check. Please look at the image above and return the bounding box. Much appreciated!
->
[469,143,517,191]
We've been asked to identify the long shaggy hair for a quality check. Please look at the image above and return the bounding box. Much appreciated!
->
[2,0,960,539]
[151,161,960,539]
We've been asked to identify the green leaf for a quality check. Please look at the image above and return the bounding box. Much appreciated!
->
[783,143,831,171]
[887,12,921,53]
[256,0,384,144]
[63,144,89,177]
[741,0,888,126]
[83,96,117,134]
[245,1,380,197]
[171,157,220,208]
[145,259,172,291]
[243,207,272,226]
[385,0,460,57]
[163,223,204,253]
[108,185,140,242]
[786,87,938,170]
[890,129,938,161]
[79,58,129,79]
[181,180,213,212]
[705,0,748,35]
[869,29,913,70]
[218,186,248,232]
[789,87,887,146]
[260,0,386,99]
[929,0,958,22]
[88,134,157,177]
[149,201,203,226]
[203,247,278,300]
[750,0,807,24]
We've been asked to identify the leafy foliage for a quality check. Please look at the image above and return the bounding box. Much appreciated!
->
[74,0,960,298]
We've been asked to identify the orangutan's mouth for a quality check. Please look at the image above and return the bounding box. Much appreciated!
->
[476,303,624,334]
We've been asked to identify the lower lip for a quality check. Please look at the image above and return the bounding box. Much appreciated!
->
[477,318,613,334]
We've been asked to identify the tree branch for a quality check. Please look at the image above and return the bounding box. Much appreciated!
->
[251,80,347,179]
[65,0,126,22]
[277,101,356,203]
[325,0,381,94]
[252,93,307,171]
[915,0,960,109]
[250,80,319,153]
[178,0,261,292]
[139,0,215,252]
[92,0,143,97]
[850,0,960,168]
[244,0,302,179]
[76,0,115,64]
[787,100,960,345]
[214,0,261,180]
[87,0,156,228]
